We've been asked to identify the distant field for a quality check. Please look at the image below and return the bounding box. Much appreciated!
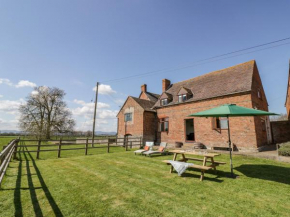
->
[0,136,17,149]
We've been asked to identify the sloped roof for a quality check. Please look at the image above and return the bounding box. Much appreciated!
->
[153,60,255,108]
[130,96,156,112]
[145,92,160,102]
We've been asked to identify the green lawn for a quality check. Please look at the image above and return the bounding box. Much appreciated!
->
[0,136,17,149]
[1,143,290,217]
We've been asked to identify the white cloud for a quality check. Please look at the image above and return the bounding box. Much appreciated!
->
[72,98,118,132]
[93,84,116,95]
[97,109,118,119]
[0,119,19,130]
[15,80,37,88]
[0,78,36,88]
[0,78,13,86]
[72,99,110,118]
[0,95,3,98]
[0,99,25,115]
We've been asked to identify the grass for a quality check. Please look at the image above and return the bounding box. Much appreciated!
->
[0,141,290,217]
[0,136,17,149]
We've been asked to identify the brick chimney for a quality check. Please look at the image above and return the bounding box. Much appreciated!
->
[141,84,147,92]
[162,79,171,92]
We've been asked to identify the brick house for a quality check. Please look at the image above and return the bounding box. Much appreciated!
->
[117,85,159,142]
[117,60,272,152]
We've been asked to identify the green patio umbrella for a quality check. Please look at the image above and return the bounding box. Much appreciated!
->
[188,104,278,178]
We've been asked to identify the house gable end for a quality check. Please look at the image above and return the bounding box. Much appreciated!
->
[117,96,144,117]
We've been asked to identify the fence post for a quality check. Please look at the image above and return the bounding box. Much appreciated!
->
[125,140,128,151]
[130,141,132,149]
[85,138,88,155]
[36,139,41,159]
[107,142,110,153]
[58,138,62,158]
[13,139,18,160]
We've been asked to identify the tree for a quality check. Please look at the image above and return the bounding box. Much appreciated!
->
[270,113,288,121]
[19,86,75,139]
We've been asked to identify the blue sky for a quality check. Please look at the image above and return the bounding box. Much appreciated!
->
[0,1,290,132]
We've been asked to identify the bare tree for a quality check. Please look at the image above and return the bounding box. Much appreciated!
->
[270,113,288,121]
[19,86,75,139]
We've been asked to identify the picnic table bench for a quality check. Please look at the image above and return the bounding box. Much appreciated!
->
[163,150,226,181]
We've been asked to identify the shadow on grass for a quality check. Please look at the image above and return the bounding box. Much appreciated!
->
[23,149,44,217]
[11,147,63,217]
[235,164,290,184]
[171,168,226,183]
[25,147,64,217]
[14,147,23,217]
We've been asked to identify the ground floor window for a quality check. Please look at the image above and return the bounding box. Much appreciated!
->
[185,119,195,141]
[159,118,169,132]
[212,117,228,130]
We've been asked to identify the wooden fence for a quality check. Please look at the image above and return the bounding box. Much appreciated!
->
[14,136,143,159]
[0,139,18,187]
[0,137,142,187]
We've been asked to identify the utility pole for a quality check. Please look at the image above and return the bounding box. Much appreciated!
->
[92,82,99,147]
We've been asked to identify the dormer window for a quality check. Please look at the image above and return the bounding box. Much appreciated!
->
[161,99,168,106]
[178,94,187,103]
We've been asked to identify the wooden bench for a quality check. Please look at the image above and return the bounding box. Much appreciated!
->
[162,160,211,181]
[184,157,226,165]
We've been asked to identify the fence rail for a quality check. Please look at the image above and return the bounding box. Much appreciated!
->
[0,139,18,187]
[0,137,142,187]
[15,136,143,159]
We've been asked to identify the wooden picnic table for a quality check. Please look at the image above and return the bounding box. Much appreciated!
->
[163,150,225,181]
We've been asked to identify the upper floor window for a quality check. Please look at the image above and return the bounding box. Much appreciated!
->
[161,99,168,106]
[178,94,187,103]
[124,113,132,122]
[159,118,169,132]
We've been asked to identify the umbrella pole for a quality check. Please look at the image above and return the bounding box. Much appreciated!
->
[227,116,234,177]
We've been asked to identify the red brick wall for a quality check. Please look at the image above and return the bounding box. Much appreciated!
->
[251,63,270,147]
[156,93,260,151]
[143,111,158,142]
[271,120,290,143]
[117,97,144,137]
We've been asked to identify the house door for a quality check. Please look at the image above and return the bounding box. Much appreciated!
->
[185,119,195,141]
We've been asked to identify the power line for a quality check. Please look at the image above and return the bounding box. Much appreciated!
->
[101,36,290,83]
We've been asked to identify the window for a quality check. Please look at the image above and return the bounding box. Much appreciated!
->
[159,118,169,132]
[212,117,228,130]
[124,113,132,122]
[178,94,187,103]
[161,99,168,106]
